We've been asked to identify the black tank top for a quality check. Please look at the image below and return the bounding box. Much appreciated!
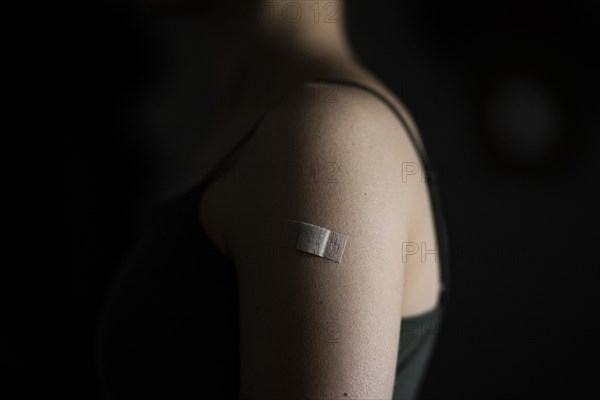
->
[94,78,451,400]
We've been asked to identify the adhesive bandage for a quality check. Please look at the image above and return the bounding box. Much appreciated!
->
[281,219,348,263]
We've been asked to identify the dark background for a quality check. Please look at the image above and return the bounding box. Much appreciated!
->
[9,0,599,398]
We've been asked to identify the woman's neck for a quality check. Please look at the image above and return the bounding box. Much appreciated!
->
[203,0,357,123]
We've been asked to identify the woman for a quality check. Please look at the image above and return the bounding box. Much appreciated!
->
[95,1,450,399]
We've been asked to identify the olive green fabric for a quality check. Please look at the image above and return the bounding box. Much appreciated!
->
[393,307,444,399]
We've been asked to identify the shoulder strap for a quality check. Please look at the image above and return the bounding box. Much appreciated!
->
[307,78,433,177]
[194,77,430,196]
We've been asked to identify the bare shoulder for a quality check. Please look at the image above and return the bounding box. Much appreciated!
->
[225,81,425,249]
[225,82,426,398]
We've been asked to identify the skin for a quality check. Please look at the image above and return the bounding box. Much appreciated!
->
[162,1,442,398]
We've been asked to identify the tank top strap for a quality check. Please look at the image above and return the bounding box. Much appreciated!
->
[307,78,434,173]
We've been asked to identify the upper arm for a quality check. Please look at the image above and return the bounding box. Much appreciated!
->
[226,84,422,399]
